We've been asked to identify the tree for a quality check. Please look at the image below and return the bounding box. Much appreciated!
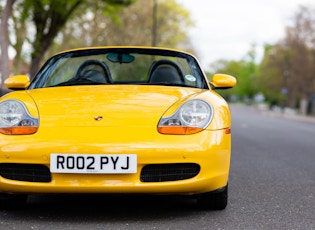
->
[257,6,315,112]
[27,0,134,78]
[10,0,30,75]
[1,0,194,88]
[0,0,16,94]
[284,6,315,114]
[207,47,259,102]
[257,44,290,107]
[44,0,194,59]
[0,0,134,85]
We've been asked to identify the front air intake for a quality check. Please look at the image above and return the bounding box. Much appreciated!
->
[140,163,200,182]
[0,163,51,182]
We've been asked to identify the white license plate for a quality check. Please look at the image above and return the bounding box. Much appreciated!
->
[50,154,137,174]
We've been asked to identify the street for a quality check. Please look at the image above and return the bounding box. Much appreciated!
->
[228,104,315,229]
[1,104,314,229]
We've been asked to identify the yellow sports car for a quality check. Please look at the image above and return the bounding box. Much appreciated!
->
[0,47,236,210]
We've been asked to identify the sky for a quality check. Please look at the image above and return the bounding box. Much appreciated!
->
[177,0,314,69]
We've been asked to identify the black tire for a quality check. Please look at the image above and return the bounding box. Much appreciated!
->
[197,185,228,210]
[0,193,28,210]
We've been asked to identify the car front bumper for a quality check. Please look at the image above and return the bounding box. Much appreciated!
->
[0,128,231,195]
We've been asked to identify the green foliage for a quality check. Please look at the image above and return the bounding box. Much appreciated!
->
[155,0,194,47]
[256,44,287,107]
[207,50,259,102]
[6,0,135,77]
[43,0,194,59]
[256,6,315,109]
[208,6,315,111]
[6,0,193,77]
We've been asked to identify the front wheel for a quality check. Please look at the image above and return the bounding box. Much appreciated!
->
[0,193,28,209]
[196,185,228,210]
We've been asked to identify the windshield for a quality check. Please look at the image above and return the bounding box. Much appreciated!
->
[29,47,209,89]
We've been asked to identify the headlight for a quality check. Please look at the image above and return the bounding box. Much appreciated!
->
[0,100,39,135]
[158,99,213,134]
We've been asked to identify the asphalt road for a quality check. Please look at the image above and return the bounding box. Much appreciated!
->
[1,104,314,229]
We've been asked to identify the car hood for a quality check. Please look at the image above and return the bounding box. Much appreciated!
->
[27,85,204,128]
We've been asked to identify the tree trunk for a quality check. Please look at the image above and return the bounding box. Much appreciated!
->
[0,0,16,95]
[28,33,56,78]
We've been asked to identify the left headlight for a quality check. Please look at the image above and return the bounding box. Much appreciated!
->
[158,99,213,134]
[0,100,39,135]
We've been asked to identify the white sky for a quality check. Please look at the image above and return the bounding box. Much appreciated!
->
[177,0,314,69]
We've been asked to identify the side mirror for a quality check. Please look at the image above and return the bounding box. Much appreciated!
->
[210,74,236,89]
[5,75,30,90]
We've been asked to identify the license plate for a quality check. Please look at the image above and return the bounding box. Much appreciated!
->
[50,154,137,174]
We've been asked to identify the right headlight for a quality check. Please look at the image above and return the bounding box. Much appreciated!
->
[157,99,213,134]
[0,99,39,135]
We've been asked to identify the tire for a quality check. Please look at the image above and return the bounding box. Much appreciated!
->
[0,193,28,210]
[197,185,228,210]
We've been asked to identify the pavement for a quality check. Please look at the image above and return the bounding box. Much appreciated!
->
[251,103,315,124]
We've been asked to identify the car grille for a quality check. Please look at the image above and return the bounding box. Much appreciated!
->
[140,163,200,182]
[0,163,51,182]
